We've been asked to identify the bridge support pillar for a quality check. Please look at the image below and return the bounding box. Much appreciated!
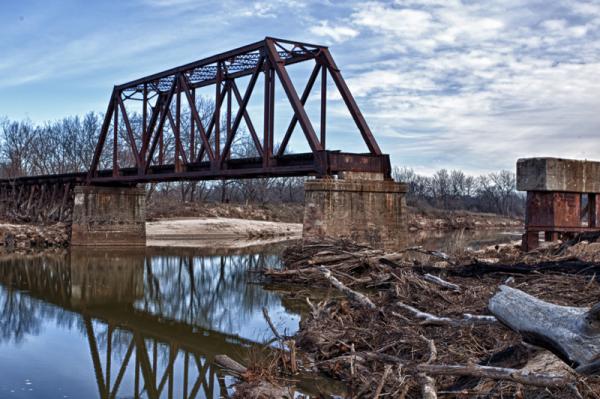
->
[71,186,146,246]
[303,172,408,248]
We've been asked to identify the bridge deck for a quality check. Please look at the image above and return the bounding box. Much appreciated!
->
[0,151,390,186]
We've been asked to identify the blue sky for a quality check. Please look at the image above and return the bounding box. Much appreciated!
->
[1,0,600,174]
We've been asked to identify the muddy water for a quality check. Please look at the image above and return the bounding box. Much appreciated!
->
[0,230,520,398]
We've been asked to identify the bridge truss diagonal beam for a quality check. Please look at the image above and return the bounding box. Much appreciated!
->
[82,37,390,184]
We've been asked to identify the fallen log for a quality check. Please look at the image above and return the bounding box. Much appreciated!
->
[417,363,571,387]
[488,285,600,373]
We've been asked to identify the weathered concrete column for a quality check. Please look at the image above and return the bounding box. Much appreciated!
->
[71,186,146,246]
[303,172,408,248]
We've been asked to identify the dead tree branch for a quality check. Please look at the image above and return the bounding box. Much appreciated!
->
[318,266,376,310]
[396,302,497,326]
[423,273,461,292]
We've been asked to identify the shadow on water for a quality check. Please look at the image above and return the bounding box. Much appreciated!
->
[0,244,336,399]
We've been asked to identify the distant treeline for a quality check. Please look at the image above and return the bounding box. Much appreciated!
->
[393,167,524,217]
[0,114,522,214]
[0,112,305,204]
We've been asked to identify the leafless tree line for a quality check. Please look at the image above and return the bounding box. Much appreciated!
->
[0,96,305,204]
[393,167,525,217]
[0,113,99,177]
[0,108,521,214]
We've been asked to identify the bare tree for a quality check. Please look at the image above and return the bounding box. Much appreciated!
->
[394,166,524,217]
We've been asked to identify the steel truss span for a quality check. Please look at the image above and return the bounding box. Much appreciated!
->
[2,37,391,189]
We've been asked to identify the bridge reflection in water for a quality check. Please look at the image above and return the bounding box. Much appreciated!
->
[0,246,298,398]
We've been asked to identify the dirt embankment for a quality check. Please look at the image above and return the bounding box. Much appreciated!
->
[247,237,600,398]
[0,223,69,250]
[149,202,523,231]
[407,207,523,231]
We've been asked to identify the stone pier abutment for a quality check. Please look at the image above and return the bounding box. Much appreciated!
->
[71,186,146,246]
[303,172,408,248]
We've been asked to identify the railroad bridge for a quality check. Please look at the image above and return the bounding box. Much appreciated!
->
[0,38,406,247]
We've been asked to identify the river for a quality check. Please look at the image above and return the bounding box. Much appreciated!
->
[0,229,521,398]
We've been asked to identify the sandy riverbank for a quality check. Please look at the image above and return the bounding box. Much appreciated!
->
[146,217,302,248]
[0,205,522,251]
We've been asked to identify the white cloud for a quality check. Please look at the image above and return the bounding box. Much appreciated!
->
[319,0,600,171]
[3,0,600,173]
[309,20,359,43]
[239,2,276,18]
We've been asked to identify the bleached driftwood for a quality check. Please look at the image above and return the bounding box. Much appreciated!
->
[488,285,600,374]
[396,302,497,326]
[422,273,461,292]
[318,266,376,309]
[214,355,247,375]
[418,335,438,399]
[417,363,571,387]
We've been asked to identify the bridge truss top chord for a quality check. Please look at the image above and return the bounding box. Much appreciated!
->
[87,37,390,184]
[0,37,390,189]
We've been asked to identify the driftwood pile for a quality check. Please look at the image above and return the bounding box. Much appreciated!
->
[0,223,69,250]
[263,237,600,398]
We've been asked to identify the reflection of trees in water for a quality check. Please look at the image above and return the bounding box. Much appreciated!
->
[0,287,42,343]
[138,253,283,334]
[0,286,84,344]
[0,250,291,398]
[0,251,287,344]
[0,286,229,398]
[0,254,80,343]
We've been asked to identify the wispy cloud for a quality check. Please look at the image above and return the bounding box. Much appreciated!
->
[314,0,600,172]
[1,0,599,173]
[309,20,359,43]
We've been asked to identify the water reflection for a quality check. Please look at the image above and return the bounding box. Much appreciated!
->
[409,229,522,252]
[0,246,297,399]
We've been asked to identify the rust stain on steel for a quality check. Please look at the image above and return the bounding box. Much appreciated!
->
[519,158,600,251]
[523,192,600,251]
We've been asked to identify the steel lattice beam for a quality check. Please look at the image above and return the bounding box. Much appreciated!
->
[0,37,391,192]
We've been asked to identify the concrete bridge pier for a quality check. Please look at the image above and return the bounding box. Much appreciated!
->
[303,172,408,249]
[71,185,146,246]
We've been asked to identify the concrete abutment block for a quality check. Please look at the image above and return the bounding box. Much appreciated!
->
[71,186,146,246]
[302,173,408,249]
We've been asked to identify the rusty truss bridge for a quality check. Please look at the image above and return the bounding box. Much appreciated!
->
[0,37,390,222]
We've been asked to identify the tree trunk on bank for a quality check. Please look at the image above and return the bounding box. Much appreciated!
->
[488,285,600,374]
